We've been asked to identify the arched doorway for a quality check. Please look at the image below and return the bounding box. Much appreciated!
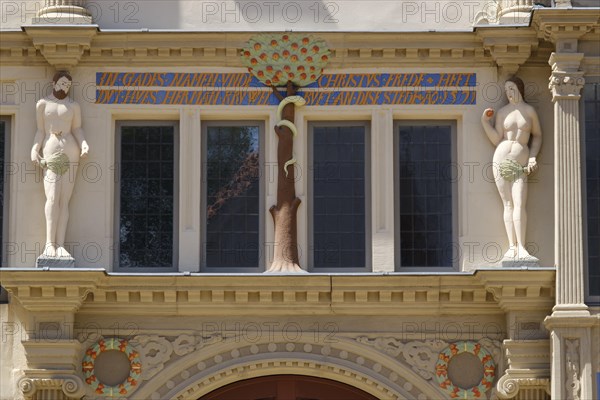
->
[199,374,379,400]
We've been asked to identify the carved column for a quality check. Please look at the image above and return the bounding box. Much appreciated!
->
[548,52,587,314]
[544,51,597,400]
[35,0,92,24]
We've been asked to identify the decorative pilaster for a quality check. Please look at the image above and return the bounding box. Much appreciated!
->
[544,50,598,400]
[548,52,587,313]
[35,0,92,25]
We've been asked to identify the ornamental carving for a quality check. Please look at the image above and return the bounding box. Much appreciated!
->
[355,336,501,384]
[565,339,581,400]
[132,333,222,380]
[549,72,585,100]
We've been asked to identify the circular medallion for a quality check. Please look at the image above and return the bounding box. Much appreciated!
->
[435,341,495,399]
[82,338,142,397]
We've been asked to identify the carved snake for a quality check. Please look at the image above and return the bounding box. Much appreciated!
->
[276,95,306,177]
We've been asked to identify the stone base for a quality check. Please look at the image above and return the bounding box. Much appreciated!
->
[32,15,92,25]
[501,259,540,268]
[36,255,75,268]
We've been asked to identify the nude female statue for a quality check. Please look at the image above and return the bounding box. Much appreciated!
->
[31,71,89,258]
[481,77,542,261]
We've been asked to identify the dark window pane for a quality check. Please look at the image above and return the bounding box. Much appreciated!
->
[398,125,453,267]
[119,125,174,268]
[312,126,366,268]
[585,83,600,296]
[205,126,259,268]
[0,120,4,266]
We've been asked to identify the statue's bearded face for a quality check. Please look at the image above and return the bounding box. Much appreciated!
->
[53,76,72,98]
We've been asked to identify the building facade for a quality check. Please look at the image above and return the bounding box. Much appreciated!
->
[0,0,599,399]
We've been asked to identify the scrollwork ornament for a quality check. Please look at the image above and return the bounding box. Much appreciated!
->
[403,340,446,380]
[496,374,520,399]
[356,336,403,357]
[62,376,86,398]
[18,377,36,397]
[173,334,196,356]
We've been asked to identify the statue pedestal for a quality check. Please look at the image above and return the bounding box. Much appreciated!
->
[36,255,75,268]
[501,259,539,268]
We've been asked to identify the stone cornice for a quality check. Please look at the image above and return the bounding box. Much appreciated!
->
[0,32,47,66]
[0,269,101,312]
[544,313,599,330]
[532,9,600,43]
[23,25,97,70]
[0,269,555,317]
[0,29,576,69]
[476,27,539,75]
[476,270,555,312]
[1,30,496,69]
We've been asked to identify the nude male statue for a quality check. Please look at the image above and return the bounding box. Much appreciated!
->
[31,71,89,258]
[481,77,542,261]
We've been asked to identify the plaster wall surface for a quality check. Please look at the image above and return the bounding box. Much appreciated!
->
[0,0,495,31]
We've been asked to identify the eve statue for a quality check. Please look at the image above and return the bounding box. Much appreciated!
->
[481,77,542,262]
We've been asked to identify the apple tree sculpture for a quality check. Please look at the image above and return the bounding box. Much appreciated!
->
[241,33,330,273]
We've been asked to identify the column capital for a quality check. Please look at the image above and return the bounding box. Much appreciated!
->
[548,53,584,102]
[495,339,550,399]
[18,373,85,400]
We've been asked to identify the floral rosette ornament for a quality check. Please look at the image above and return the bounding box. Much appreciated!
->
[435,341,495,399]
[82,338,142,397]
[241,33,330,87]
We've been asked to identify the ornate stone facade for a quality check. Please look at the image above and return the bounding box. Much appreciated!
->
[1,2,599,400]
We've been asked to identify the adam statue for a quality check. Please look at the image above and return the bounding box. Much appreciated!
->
[31,71,89,260]
[481,77,542,263]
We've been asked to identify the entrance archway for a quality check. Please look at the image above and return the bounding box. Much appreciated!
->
[199,374,379,400]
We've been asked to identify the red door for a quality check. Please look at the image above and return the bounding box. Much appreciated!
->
[199,375,379,400]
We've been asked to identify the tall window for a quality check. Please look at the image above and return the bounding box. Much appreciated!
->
[0,116,9,268]
[202,122,262,271]
[584,82,600,300]
[309,123,370,270]
[395,122,455,269]
[116,122,178,270]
